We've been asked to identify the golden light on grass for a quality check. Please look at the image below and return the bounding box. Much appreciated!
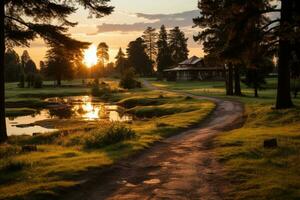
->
[83,45,98,68]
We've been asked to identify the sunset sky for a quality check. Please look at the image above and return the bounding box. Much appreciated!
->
[15,0,203,67]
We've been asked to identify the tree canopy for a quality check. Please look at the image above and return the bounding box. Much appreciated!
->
[142,27,158,64]
[193,0,300,109]
[0,0,114,142]
[127,37,153,76]
[156,25,173,76]
[168,27,189,64]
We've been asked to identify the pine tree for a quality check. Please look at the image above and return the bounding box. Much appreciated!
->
[168,27,189,64]
[4,48,21,82]
[1,0,114,142]
[115,48,128,74]
[194,0,299,108]
[45,43,84,86]
[97,42,110,66]
[142,27,158,64]
[127,38,153,76]
[156,25,173,77]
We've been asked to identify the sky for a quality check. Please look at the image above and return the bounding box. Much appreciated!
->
[15,0,204,67]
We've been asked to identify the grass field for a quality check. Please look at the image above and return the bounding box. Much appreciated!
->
[147,78,300,200]
[148,77,300,105]
[0,79,215,200]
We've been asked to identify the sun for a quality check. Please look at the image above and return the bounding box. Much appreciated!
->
[83,45,98,68]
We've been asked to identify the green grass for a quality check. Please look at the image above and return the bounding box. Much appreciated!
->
[145,78,300,200]
[0,80,215,200]
[6,108,37,117]
[215,104,300,200]
[147,77,300,105]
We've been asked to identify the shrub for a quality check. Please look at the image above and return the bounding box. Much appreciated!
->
[91,82,112,99]
[18,72,25,88]
[33,74,43,88]
[119,97,163,109]
[129,106,178,118]
[84,123,136,149]
[0,145,21,158]
[0,159,26,173]
[119,68,142,89]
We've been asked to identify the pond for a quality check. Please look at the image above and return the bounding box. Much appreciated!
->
[6,96,132,136]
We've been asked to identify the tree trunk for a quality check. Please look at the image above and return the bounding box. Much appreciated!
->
[234,66,242,96]
[0,0,7,143]
[57,77,61,87]
[254,86,259,98]
[226,63,234,96]
[276,0,294,109]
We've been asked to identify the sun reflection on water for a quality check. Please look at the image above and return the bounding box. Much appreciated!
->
[7,96,133,136]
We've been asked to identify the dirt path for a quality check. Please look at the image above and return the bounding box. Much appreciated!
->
[64,81,245,200]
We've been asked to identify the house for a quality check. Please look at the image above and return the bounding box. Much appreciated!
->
[164,56,225,81]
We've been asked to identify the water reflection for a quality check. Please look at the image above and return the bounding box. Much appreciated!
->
[7,96,132,136]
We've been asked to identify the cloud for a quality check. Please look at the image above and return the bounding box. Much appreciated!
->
[95,10,200,33]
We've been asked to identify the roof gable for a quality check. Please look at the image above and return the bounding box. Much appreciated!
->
[179,56,201,65]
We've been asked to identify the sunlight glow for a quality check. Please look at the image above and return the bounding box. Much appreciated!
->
[83,45,98,68]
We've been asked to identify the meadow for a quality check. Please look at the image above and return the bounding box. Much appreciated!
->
[0,79,215,200]
[148,78,300,200]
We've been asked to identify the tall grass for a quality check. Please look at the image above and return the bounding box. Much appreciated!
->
[84,123,136,149]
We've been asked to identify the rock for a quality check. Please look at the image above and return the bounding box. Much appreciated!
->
[22,145,38,152]
[264,138,278,148]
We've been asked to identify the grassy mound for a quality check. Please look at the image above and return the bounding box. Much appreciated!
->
[215,104,300,200]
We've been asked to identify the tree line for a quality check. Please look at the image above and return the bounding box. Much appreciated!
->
[0,0,114,142]
[115,25,189,78]
[193,0,300,108]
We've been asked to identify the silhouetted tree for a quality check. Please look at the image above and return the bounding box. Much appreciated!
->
[104,62,115,77]
[115,48,128,74]
[194,0,300,108]
[243,58,274,97]
[4,48,21,82]
[24,59,37,87]
[127,38,153,76]
[97,42,109,66]
[156,25,173,78]
[45,43,86,86]
[95,42,109,79]
[1,0,114,142]
[168,27,189,64]
[142,27,158,64]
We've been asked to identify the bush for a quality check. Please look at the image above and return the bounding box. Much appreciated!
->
[119,97,163,109]
[119,68,142,89]
[91,82,112,98]
[84,123,136,149]
[18,73,25,88]
[0,160,26,173]
[0,145,21,158]
[33,74,43,88]
[129,106,179,118]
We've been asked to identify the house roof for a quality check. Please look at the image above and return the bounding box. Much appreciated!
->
[178,56,201,65]
[164,67,224,72]
[164,56,224,72]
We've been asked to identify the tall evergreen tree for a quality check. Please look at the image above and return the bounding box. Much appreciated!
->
[142,27,158,64]
[126,37,153,76]
[115,48,128,74]
[21,50,31,67]
[1,0,114,142]
[156,25,173,77]
[168,27,189,64]
[97,42,109,66]
[4,48,21,82]
[194,0,300,108]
